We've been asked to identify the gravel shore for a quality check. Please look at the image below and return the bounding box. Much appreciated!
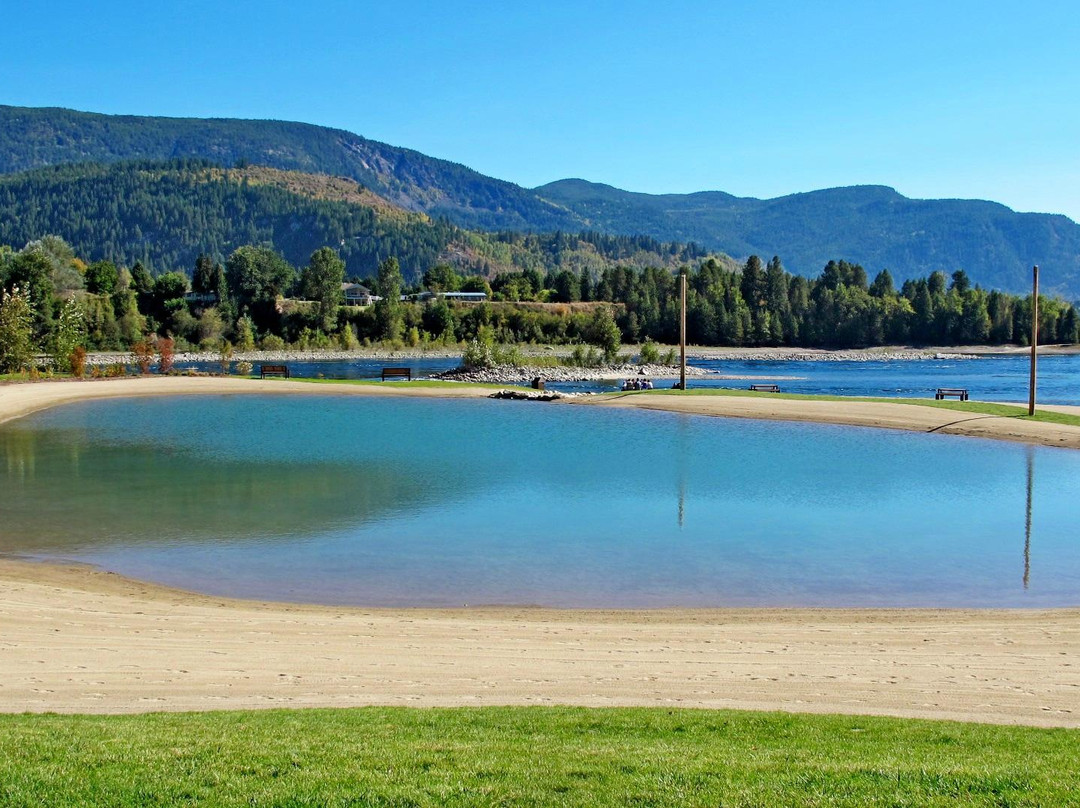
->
[81,346,982,373]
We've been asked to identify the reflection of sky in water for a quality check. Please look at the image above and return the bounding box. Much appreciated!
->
[2,395,1079,608]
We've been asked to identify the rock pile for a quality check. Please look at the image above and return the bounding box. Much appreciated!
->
[439,363,706,384]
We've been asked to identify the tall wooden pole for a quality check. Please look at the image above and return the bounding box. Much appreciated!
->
[1028,265,1039,416]
[679,271,687,390]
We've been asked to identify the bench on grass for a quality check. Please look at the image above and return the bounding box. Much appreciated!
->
[260,364,289,379]
[749,383,781,393]
[935,387,969,401]
[381,367,412,381]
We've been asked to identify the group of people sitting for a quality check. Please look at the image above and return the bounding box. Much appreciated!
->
[621,377,654,391]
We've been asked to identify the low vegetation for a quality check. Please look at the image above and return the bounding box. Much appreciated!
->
[1,707,1077,807]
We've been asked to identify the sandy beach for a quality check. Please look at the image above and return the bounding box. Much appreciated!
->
[2,377,1079,726]
[576,391,1080,449]
[1,559,1076,726]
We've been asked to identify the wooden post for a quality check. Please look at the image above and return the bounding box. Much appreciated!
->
[1028,265,1039,416]
[679,271,687,390]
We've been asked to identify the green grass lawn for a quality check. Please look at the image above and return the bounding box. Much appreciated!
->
[1,707,1077,806]
[628,387,1080,428]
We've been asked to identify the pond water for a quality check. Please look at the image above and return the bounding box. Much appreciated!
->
[2,395,1078,608]
[184,354,1080,404]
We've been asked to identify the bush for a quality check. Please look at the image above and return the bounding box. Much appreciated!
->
[462,337,494,370]
[259,334,286,351]
[565,344,603,368]
[638,339,660,365]
[158,337,175,374]
[69,345,87,379]
[218,339,233,374]
[131,339,154,374]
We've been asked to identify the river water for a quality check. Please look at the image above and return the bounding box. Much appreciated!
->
[178,354,1080,404]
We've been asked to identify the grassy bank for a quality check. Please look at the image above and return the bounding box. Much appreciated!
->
[631,387,1080,428]
[1,707,1077,806]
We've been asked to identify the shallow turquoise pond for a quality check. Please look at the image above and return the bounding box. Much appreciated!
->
[1,395,1077,607]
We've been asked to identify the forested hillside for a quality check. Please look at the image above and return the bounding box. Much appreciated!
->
[537,180,1080,298]
[0,160,706,282]
[3,105,1079,297]
[0,105,578,230]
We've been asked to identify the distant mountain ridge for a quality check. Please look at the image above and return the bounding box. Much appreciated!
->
[536,179,1080,297]
[0,159,706,281]
[2,105,1079,297]
[0,105,579,231]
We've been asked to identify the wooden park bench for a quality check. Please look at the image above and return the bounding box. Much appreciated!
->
[749,383,781,393]
[381,367,412,381]
[260,364,289,379]
[935,387,969,401]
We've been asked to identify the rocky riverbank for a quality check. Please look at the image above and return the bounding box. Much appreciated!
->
[83,345,991,368]
[436,363,711,384]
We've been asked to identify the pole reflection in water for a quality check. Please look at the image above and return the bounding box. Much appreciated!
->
[676,414,689,528]
[1024,446,1034,589]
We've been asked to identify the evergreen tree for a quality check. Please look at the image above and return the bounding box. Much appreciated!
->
[869,269,895,297]
[192,254,218,295]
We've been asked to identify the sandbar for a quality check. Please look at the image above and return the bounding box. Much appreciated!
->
[3,375,1080,447]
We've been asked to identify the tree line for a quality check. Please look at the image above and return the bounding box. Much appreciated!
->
[1,235,1076,374]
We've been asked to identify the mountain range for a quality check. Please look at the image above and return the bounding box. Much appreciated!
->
[0,160,706,282]
[2,105,1078,297]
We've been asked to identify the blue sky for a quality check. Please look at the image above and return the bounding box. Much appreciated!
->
[3,0,1078,220]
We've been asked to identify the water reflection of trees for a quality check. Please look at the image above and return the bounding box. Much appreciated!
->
[0,427,468,552]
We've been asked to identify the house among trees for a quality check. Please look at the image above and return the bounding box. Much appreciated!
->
[341,283,379,306]
[401,290,487,303]
[442,291,487,302]
[184,291,218,305]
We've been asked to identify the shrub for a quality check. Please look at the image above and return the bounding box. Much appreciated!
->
[462,338,494,370]
[131,339,154,374]
[565,344,603,368]
[235,316,257,352]
[158,337,175,374]
[218,339,233,374]
[638,339,660,365]
[69,346,87,379]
